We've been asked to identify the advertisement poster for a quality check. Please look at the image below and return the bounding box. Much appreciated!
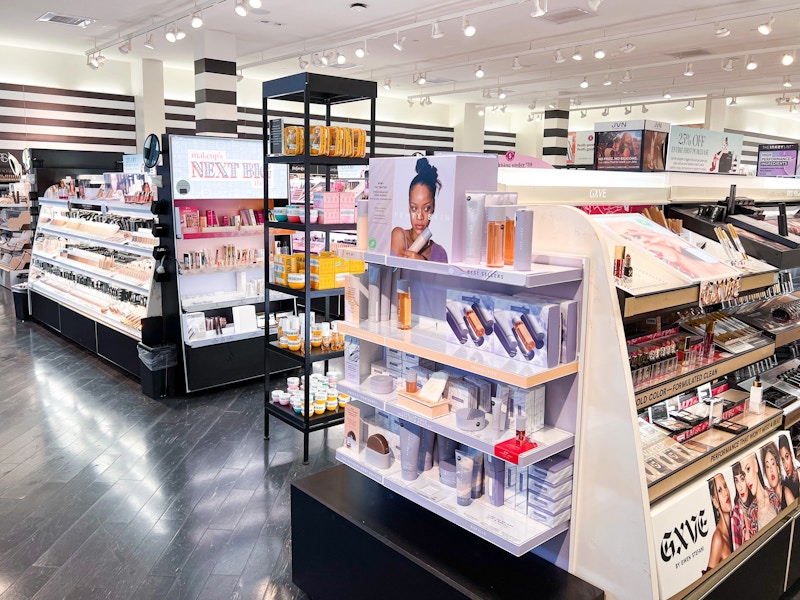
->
[567,131,595,166]
[595,129,642,171]
[594,213,740,282]
[643,130,668,171]
[169,135,264,200]
[651,431,798,599]
[665,126,744,174]
[756,144,798,178]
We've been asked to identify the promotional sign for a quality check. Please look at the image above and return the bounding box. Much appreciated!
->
[756,144,799,178]
[594,120,670,172]
[665,126,744,174]
[498,151,554,169]
[651,431,797,599]
[169,135,264,200]
[567,132,595,166]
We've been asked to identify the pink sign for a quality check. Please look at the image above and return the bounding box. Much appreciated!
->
[498,151,554,169]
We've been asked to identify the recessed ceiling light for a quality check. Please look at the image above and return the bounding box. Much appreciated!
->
[474,64,485,78]
[593,48,605,59]
[572,47,583,61]
[462,16,476,37]
[757,15,774,35]
[431,22,443,39]
[579,77,589,88]
[683,63,694,76]
[191,11,203,28]
[350,3,367,11]
[553,50,565,63]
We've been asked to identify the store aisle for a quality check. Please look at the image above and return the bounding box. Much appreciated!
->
[0,288,340,600]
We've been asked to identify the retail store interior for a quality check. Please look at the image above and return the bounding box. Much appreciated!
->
[6,1,800,600]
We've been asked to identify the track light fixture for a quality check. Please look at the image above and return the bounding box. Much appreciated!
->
[554,50,565,63]
[714,25,730,38]
[594,48,606,59]
[728,97,737,106]
[248,0,262,7]
[462,16,476,37]
[478,107,485,116]
[355,41,368,59]
[620,42,635,54]
[393,33,406,51]
[143,34,154,50]
[603,74,612,86]
[527,113,535,122]
[624,105,632,115]
[175,26,185,41]
[335,50,346,65]
[580,109,588,118]
[311,53,323,67]
[408,98,414,108]
[782,52,794,66]
[319,52,330,66]
[572,47,583,61]
[236,69,243,83]
[87,54,99,70]
[722,58,734,71]
[683,63,694,76]
[663,90,671,99]
[431,22,444,39]
[191,11,203,28]
[535,113,542,121]
[587,0,604,11]
[417,72,427,85]
[235,0,248,17]
[299,56,309,70]
[791,105,798,114]
[746,56,757,70]
[118,40,131,54]
[165,26,177,43]
[498,88,506,99]
[580,77,589,89]
[641,104,649,113]
[602,107,609,116]
[511,56,521,70]
[757,15,774,35]
[784,76,793,88]
[528,100,537,110]
[531,0,546,18]
[547,102,556,109]
[383,79,391,90]
[474,64,485,78]
[685,100,695,110]
[621,70,632,83]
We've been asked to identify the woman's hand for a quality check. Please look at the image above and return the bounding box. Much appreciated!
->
[399,250,425,260]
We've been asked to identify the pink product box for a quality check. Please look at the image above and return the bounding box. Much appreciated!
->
[339,191,357,211]
[318,209,341,224]
[313,191,340,212]
[491,296,560,369]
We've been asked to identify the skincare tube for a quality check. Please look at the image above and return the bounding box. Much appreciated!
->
[399,420,422,481]
[437,435,458,487]
[408,227,432,254]
[467,448,484,499]
[464,193,485,264]
[379,265,392,321]
[521,313,546,349]
[471,302,494,336]
[446,303,469,344]
[390,268,399,321]
[455,450,474,506]
[494,319,518,357]
[417,428,436,472]
[514,209,534,271]
[491,396,508,433]
[368,264,381,322]
[484,454,505,507]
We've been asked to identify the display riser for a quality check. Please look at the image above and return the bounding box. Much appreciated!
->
[30,290,140,376]
[291,465,604,600]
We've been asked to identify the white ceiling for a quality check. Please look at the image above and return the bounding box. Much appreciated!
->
[5,0,800,118]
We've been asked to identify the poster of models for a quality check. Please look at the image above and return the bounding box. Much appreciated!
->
[595,129,642,171]
[651,431,797,599]
[756,144,799,178]
[665,126,744,174]
[594,213,740,282]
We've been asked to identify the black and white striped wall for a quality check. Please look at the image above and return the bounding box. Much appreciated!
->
[194,59,238,138]
[0,83,136,153]
[542,109,569,167]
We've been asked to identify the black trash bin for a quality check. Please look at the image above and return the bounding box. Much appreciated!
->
[137,343,177,399]
[11,284,29,321]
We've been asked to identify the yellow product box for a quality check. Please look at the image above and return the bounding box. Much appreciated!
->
[310,252,338,276]
[311,272,337,290]
[273,262,289,286]
[275,253,297,272]
[335,273,347,288]
[294,254,305,272]
[347,259,365,274]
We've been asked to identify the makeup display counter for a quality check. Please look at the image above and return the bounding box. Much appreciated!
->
[262,73,376,463]
[0,190,32,289]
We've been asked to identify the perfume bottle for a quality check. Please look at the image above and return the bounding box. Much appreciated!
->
[486,206,506,268]
[397,279,411,330]
[504,206,516,266]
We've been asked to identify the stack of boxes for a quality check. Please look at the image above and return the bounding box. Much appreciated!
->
[505,455,573,526]
[312,191,357,225]
[273,250,364,290]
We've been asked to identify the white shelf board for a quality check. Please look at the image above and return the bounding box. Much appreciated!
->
[339,380,574,467]
[33,252,151,294]
[337,319,579,389]
[335,447,569,557]
[185,327,264,348]
[179,263,265,276]
[28,280,142,340]
[39,197,153,216]
[0,203,29,209]
[181,289,293,312]
[37,224,155,258]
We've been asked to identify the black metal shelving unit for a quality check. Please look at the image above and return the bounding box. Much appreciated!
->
[262,73,377,463]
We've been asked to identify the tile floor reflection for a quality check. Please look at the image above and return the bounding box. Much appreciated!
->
[0,288,342,600]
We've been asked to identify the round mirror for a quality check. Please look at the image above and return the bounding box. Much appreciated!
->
[142,134,160,169]
[8,154,21,177]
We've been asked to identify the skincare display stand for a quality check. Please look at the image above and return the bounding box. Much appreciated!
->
[262,73,376,463]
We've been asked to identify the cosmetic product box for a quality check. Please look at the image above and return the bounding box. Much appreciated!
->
[345,337,383,386]
[339,191,357,211]
[370,361,397,378]
[527,473,573,500]
[528,504,571,528]
[528,455,574,486]
[317,209,340,224]
[527,486,573,515]
[463,375,493,413]
[367,154,499,262]
[402,352,420,367]
[343,403,365,452]
[447,378,479,411]
[512,385,546,435]
[445,289,496,349]
[516,293,580,364]
[232,305,258,334]
[184,312,207,340]
[385,355,404,375]
[312,191,340,212]
[344,272,369,324]
[493,296,561,369]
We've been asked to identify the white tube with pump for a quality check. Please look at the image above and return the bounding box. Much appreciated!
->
[749,376,764,414]
[464,193,485,264]
[514,209,534,271]
[408,227,432,254]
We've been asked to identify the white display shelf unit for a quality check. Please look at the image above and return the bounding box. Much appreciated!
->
[337,319,579,390]
[335,447,569,557]
[179,263,264,276]
[337,379,574,468]
[184,327,265,348]
[181,289,294,312]
[40,196,154,216]
[33,253,150,295]
[37,223,155,258]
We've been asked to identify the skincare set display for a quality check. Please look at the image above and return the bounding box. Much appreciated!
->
[273,249,364,291]
[463,192,535,271]
[282,125,367,158]
[269,372,350,416]
[276,314,344,354]
[351,406,572,528]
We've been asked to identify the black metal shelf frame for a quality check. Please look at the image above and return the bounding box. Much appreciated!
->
[263,73,377,463]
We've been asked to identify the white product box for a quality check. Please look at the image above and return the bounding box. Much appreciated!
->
[528,455,574,485]
[513,385,545,435]
[232,305,258,333]
[345,337,383,386]
[527,489,572,515]
[527,474,573,500]
[528,505,571,527]
[368,155,498,263]
[344,272,369,324]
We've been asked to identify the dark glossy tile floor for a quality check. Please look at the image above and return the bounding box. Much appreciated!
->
[0,288,343,600]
